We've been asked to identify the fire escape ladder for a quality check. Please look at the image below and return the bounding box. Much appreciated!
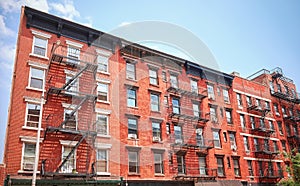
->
[56,134,86,173]
[58,96,88,128]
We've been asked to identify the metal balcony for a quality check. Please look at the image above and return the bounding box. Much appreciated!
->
[167,86,207,100]
[168,106,209,124]
[254,145,280,156]
[174,168,217,181]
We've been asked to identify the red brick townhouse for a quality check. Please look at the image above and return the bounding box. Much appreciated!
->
[1,6,299,186]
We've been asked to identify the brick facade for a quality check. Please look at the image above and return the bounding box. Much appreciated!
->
[1,6,299,186]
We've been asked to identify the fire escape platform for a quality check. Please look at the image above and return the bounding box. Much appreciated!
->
[45,126,97,136]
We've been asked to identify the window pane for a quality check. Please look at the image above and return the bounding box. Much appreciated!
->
[27,103,40,127]
[97,55,108,72]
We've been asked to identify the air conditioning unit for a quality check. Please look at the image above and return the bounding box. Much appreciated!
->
[23,162,34,170]
[175,139,183,144]
[196,128,203,135]
[128,134,137,139]
[153,136,160,142]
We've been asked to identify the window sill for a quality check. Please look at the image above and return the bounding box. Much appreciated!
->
[18,170,40,174]
[152,140,163,144]
[97,100,110,105]
[126,78,138,82]
[151,111,161,114]
[22,126,44,131]
[127,106,139,109]
[155,173,165,177]
[97,134,111,138]
[97,172,111,176]
[218,175,226,178]
[128,138,139,141]
[29,53,49,60]
[149,83,160,88]
[235,176,242,178]
[128,173,140,176]
[238,106,243,109]
[26,86,45,92]
[215,147,222,149]
[97,70,110,76]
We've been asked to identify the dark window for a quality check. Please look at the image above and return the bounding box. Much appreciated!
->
[128,151,139,173]
[154,153,164,174]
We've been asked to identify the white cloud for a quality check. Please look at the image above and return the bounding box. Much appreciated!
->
[0,15,15,37]
[49,0,80,21]
[0,0,49,13]
[0,43,15,70]
[119,21,131,27]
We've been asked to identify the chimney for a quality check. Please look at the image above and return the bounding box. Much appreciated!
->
[231,71,240,77]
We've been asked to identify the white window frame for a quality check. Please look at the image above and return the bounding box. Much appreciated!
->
[237,93,242,107]
[233,159,241,177]
[213,130,221,148]
[66,40,83,65]
[96,114,109,136]
[61,145,76,173]
[25,102,41,128]
[217,157,224,176]
[243,136,250,152]
[97,82,109,102]
[96,149,109,174]
[170,74,178,88]
[149,69,158,85]
[65,73,79,95]
[126,62,136,80]
[154,153,164,174]
[223,89,230,103]
[128,118,138,139]
[207,84,215,100]
[240,114,246,129]
[190,79,198,93]
[128,151,139,173]
[63,109,77,130]
[152,121,161,142]
[199,156,207,175]
[177,155,185,174]
[226,109,232,124]
[28,67,45,90]
[150,93,160,112]
[127,88,137,107]
[229,132,237,150]
[193,103,200,117]
[30,30,51,58]
[96,49,111,74]
[21,142,36,171]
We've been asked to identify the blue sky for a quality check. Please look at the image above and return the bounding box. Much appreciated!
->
[0,0,300,162]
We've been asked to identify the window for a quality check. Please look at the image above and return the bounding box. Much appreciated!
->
[96,114,108,135]
[225,109,232,124]
[66,74,78,95]
[223,89,230,103]
[243,136,250,152]
[278,121,283,135]
[247,160,254,176]
[210,106,217,122]
[265,101,270,110]
[246,96,252,106]
[26,103,40,128]
[192,103,200,117]
[162,71,167,82]
[255,99,261,108]
[149,69,158,85]
[223,132,227,142]
[213,130,221,148]
[216,157,225,176]
[233,159,241,177]
[273,141,279,152]
[127,89,137,107]
[96,150,108,173]
[174,126,183,143]
[154,153,164,174]
[97,55,109,72]
[163,96,168,106]
[258,161,263,176]
[240,114,246,129]
[168,152,173,165]
[62,146,75,173]
[277,162,283,177]
[128,151,139,173]
[259,118,265,129]
[29,67,44,89]
[292,89,296,98]
[199,156,207,175]
[250,116,255,129]
[227,157,231,168]
[269,121,275,131]
[22,143,36,171]
[128,118,138,139]
[190,79,198,93]
[264,139,270,151]
[32,36,47,56]
[67,46,80,64]
[217,87,221,96]
[286,123,291,136]
[196,128,204,146]
[150,93,160,111]
[281,140,286,151]
[152,122,161,142]
[170,74,178,88]
[254,138,259,151]
[282,106,287,116]
[293,125,298,136]
[237,93,242,107]
[207,84,215,100]
[277,83,282,93]
[269,81,274,92]
[166,123,170,135]
[289,108,294,116]
[268,162,274,176]
[64,109,77,130]
[126,62,136,80]
[274,104,280,115]
[97,83,109,102]
[172,97,180,114]
[177,155,185,174]
[229,132,237,150]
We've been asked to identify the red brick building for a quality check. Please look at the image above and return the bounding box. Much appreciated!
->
[1,6,299,186]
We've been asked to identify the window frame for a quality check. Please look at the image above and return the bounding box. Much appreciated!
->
[67,45,81,65]
[25,102,41,128]
[61,146,76,173]
[128,151,139,174]
[127,88,137,107]
[97,55,109,73]
[225,109,233,124]
[233,158,241,177]
[65,74,79,95]
[128,118,138,139]
[126,62,136,80]
[247,160,254,176]
[149,69,158,85]
[243,136,250,152]
[223,89,230,103]
[213,130,221,148]
[31,30,51,58]
[22,143,36,171]
[170,74,178,88]
[207,84,215,100]
[152,121,161,142]
[97,82,109,102]
[190,79,198,93]
[177,155,186,174]
[172,97,180,114]
[63,109,77,130]
[96,149,109,173]
[199,156,207,175]
[96,114,109,136]
[29,67,45,90]
[154,153,164,174]
[237,93,242,107]
[216,157,225,176]
[150,93,160,112]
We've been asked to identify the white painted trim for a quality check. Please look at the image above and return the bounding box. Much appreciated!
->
[20,136,43,143]
[31,35,49,58]
[97,172,111,176]
[66,40,83,48]
[59,140,78,147]
[64,69,76,76]
[24,96,45,104]
[236,110,275,121]
[28,61,48,69]
[61,145,77,173]
[95,114,110,136]
[96,78,111,84]
[95,108,111,115]
[243,157,283,163]
[96,49,111,56]
[61,103,78,109]
[233,89,271,102]
[28,67,45,90]
[31,30,51,39]
[95,143,112,149]
[240,133,279,141]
